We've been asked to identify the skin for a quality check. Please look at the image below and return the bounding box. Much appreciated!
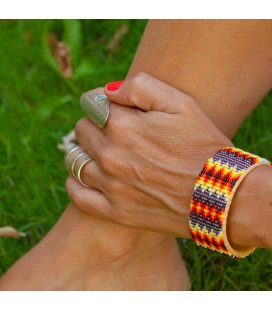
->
[69,76,233,238]
[0,202,187,290]
[127,20,272,139]
[1,20,272,290]
[67,20,272,249]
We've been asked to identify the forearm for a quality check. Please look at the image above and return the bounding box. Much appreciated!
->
[127,20,272,139]
[69,21,272,254]
[126,20,272,250]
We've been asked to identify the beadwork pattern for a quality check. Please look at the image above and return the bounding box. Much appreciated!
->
[189,147,271,258]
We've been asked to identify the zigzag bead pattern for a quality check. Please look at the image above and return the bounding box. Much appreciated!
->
[189,147,271,258]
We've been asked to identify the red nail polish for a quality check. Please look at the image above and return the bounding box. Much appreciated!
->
[106,81,123,91]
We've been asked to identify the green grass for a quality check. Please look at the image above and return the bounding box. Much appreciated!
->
[0,20,271,290]
[0,19,147,273]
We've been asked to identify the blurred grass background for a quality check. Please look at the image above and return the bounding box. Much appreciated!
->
[0,19,271,291]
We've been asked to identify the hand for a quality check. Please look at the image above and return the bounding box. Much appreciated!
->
[66,73,233,238]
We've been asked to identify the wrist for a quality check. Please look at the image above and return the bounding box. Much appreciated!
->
[227,164,272,250]
[189,147,271,258]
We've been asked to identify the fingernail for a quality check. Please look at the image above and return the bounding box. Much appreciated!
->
[80,92,110,128]
[106,81,123,91]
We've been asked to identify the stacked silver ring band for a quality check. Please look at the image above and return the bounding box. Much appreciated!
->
[65,144,92,187]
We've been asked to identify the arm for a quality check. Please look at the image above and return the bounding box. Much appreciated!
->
[67,20,272,253]
[127,20,272,139]
[127,19,272,250]
[105,75,272,252]
[67,73,272,253]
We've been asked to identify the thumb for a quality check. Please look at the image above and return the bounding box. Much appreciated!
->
[105,72,192,113]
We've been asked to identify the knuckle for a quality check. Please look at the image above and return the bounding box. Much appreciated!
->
[99,139,131,177]
[105,109,119,131]
[130,72,149,91]
[107,109,134,143]
[175,93,197,115]
[126,72,151,103]
[99,147,116,174]
[131,72,149,87]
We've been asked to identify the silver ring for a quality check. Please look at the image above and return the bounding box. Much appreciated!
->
[80,93,110,128]
[64,145,80,171]
[73,154,92,187]
[69,150,86,176]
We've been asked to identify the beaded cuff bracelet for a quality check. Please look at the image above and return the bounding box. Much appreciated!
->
[189,147,271,258]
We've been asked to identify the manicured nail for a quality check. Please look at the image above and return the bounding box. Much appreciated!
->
[80,92,110,128]
[106,81,123,91]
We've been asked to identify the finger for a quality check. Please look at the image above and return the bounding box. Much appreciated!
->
[73,153,105,190]
[65,175,114,220]
[75,116,106,162]
[65,146,87,175]
[84,87,105,95]
[65,146,105,190]
[80,86,112,129]
[77,98,140,142]
[80,92,110,129]
[104,72,194,113]
[80,89,137,132]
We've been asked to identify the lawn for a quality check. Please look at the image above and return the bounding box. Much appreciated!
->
[0,19,271,290]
